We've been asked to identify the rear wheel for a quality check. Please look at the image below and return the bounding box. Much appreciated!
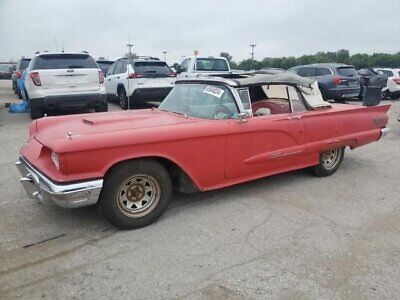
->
[312,147,345,177]
[29,101,44,119]
[99,160,172,229]
[118,89,128,110]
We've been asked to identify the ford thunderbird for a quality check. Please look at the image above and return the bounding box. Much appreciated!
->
[16,73,390,229]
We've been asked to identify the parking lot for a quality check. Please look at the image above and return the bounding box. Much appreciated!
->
[0,79,399,298]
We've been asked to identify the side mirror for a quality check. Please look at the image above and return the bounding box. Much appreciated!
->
[175,66,182,74]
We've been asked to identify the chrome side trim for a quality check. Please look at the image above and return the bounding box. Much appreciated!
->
[15,157,103,208]
[380,127,390,138]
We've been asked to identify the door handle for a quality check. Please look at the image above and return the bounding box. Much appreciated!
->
[286,115,302,120]
[116,76,120,79]
[107,78,111,81]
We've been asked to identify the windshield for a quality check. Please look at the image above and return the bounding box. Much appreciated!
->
[0,64,11,72]
[97,62,113,74]
[159,83,239,119]
[19,59,31,70]
[195,58,229,71]
[337,67,358,77]
[32,54,97,69]
[132,61,172,76]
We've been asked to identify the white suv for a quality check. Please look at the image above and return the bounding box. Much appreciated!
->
[25,52,107,119]
[374,68,400,99]
[105,57,176,109]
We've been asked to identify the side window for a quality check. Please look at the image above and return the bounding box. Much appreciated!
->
[236,88,251,111]
[107,63,116,76]
[297,67,314,77]
[380,70,393,77]
[315,67,331,76]
[180,59,190,72]
[288,86,307,112]
[251,85,291,116]
[115,61,127,74]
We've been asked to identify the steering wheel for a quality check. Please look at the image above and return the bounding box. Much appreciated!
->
[214,104,232,119]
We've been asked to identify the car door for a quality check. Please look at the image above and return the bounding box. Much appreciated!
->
[224,85,308,180]
[177,58,190,78]
[105,62,118,96]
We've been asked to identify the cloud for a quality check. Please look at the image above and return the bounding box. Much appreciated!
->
[0,0,398,64]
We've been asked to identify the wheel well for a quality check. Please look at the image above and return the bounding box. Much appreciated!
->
[104,157,199,194]
[117,84,125,94]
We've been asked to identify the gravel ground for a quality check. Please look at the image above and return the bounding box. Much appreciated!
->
[0,79,399,299]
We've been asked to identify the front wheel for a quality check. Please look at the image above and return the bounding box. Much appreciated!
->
[312,147,345,177]
[99,160,172,229]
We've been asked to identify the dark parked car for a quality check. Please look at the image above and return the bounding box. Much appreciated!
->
[0,63,14,79]
[358,68,388,100]
[97,60,114,76]
[12,58,31,95]
[289,63,360,102]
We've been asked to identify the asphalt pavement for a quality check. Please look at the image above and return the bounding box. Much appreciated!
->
[0,79,399,299]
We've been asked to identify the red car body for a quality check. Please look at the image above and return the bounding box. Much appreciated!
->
[21,104,389,190]
[16,74,390,228]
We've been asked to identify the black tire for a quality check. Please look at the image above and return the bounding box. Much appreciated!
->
[99,159,172,229]
[95,102,108,112]
[118,88,128,110]
[381,90,389,100]
[29,104,44,119]
[312,147,345,177]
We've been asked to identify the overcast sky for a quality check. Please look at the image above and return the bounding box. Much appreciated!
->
[0,0,399,64]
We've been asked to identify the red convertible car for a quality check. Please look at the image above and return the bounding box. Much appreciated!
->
[16,73,390,229]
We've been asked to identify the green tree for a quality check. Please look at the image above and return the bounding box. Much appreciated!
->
[220,52,233,63]
[336,49,350,63]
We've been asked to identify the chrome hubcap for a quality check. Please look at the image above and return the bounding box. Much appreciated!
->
[321,148,340,170]
[117,174,160,218]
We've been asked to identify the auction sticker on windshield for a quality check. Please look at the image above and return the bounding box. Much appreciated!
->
[203,85,224,98]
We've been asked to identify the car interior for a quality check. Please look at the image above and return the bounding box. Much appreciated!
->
[245,84,307,117]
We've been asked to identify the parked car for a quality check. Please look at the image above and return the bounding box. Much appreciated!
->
[373,68,400,99]
[16,73,390,229]
[357,68,388,100]
[24,52,107,119]
[0,63,13,79]
[105,57,176,109]
[289,63,360,102]
[97,59,114,76]
[176,56,232,78]
[12,58,31,96]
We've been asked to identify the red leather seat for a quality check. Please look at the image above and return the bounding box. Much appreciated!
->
[252,100,290,115]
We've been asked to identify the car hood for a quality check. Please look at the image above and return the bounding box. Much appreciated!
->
[34,109,196,147]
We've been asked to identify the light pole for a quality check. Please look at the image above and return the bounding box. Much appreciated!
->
[250,44,257,60]
[162,51,167,62]
[127,43,133,59]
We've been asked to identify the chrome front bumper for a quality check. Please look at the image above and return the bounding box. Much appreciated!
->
[380,127,390,138]
[15,157,103,208]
